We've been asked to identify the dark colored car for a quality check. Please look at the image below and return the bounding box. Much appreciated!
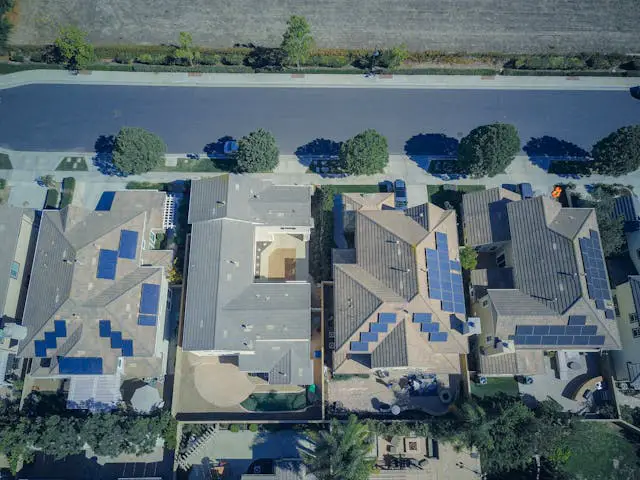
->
[394,179,407,210]
[631,86,640,100]
[518,183,533,199]
[223,140,239,155]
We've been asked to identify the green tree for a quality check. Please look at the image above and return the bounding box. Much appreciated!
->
[281,15,314,69]
[591,125,640,176]
[300,415,375,480]
[235,128,279,173]
[112,127,167,175]
[33,416,83,460]
[458,123,521,177]
[54,25,95,70]
[459,246,478,270]
[339,129,389,175]
[174,31,199,66]
[378,44,409,69]
[81,413,128,457]
[38,174,56,188]
[590,185,625,257]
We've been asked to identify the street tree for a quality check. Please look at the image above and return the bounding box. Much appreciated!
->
[54,25,95,70]
[281,15,314,69]
[235,128,279,173]
[458,123,521,177]
[112,127,167,175]
[590,184,626,257]
[459,246,478,270]
[339,129,389,175]
[33,416,83,460]
[174,31,199,66]
[300,415,375,480]
[591,125,640,176]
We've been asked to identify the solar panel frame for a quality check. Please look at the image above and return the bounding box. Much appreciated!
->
[96,249,118,280]
[139,283,161,315]
[421,323,440,333]
[350,341,369,352]
[557,335,574,345]
[137,314,157,326]
[514,335,527,345]
[549,325,566,335]
[413,313,432,323]
[573,335,590,345]
[361,332,378,342]
[121,339,134,357]
[34,340,47,357]
[525,335,542,345]
[99,320,111,338]
[565,326,583,335]
[605,309,615,319]
[58,357,103,374]
[54,320,67,337]
[110,331,122,349]
[568,315,587,326]
[378,312,397,324]
[370,323,388,333]
[118,229,139,260]
[542,335,557,345]
[44,331,57,349]
[429,331,448,342]
[516,325,535,335]
[589,335,605,346]
[582,325,598,336]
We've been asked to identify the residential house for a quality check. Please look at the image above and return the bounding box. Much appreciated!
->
[611,276,640,386]
[0,206,36,385]
[332,193,471,376]
[182,175,314,386]
[613,194,640,274]
[17,191,172,409]
[463,189,621,376]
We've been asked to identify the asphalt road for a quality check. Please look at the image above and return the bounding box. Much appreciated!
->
[0,84,638,155]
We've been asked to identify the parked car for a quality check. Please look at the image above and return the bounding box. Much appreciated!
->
[223,140,239,155]
[394,179,407,210]
[631,86,640,100]
[518,182,533,199]
[379,180,394,192]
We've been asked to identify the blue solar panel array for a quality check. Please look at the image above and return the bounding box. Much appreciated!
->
[139,283,160,315]
[350,312,397,352]
[514,323,605,347]
[34,319,68,357]
[96,249,118,280]
[118,229,138,260]
[429,332,448,342]
[99,320,111,338]
[426,232,465,314]
[58,357,103,374]
[138,314,157,326]
[121,339,134,357]
[579,229,611,305]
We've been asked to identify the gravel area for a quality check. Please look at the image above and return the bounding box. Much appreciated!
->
[8,0,640,53]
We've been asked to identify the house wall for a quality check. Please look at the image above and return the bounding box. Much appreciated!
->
[612,282,640,380]
[471,296,497,351]
[3,215,35,320]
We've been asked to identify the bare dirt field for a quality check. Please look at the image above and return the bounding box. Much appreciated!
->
[8,0,640,53]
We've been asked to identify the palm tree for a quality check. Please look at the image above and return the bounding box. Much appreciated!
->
[300,415,375,480]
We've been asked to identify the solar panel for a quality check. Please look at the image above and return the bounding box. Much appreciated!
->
[421,323,440,333]
[442,300,454,312]
[533,326,550,335]
[454,302,466,314]
[110,331,122,349]
[542,335,557,345]
[34,340,47,357]
[413,313,432,323]
[582,325,597,336]
[53,320,67,337]
[44,331,57,349]
[516,325,534,335]
[580,230,612,303]
[96,249,118,280]
[350,341,369,352]
[370,323,387,333]
[605,309,615,320]
[121,339,134,357]
[450,260,461,272]
[378,313,397,324]
[118,229,138,260]
[568,315,587,326]
[361,332,378,342]
[429,331,448,342]
[514,335,527,345]
[595,299,605,310]
[137,314,157,326]
[589,335,605,346]
[573,335,590,345]
[525,335,542,345]
[58,357,103,374]
[99,320,111,338]
[549,325,566,335]
[435,232,448,249]
[557,335,573,345]
[139,283,161,315]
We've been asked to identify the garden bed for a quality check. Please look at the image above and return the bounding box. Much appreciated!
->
[56,156,88,171]
[240,391,309,412]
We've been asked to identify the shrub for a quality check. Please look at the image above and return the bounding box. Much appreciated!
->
[44,189,59,209]
[199,53,220,65]
[229,424,240,433]
[29,51,44,63]
[114,51,135,64]
[586,54,614,70]
[307,54,349,68]
[9,51,24,62]
[377,44,409,69]
[135,53,154,64]
[62,176,76,192]
[248,424,259,433]
[0,178,6,189]
[125,181,167,190]
[222,53,245,65]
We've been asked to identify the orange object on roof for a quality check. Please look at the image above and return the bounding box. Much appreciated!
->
[551,186,562,198]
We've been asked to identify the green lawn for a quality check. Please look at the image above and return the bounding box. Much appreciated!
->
[55,156,88,171]
[153,157,230,173]
[427,184,485,241]
[240,391,308,412]
[0,153,13,170]
[470,377,520,398]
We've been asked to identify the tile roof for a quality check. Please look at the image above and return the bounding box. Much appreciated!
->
[0,206,33,317]
[18,192,168,376]
[183,176,313,385]
[462,187,521,246]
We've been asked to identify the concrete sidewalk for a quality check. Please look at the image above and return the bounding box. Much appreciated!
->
[0,69,638,91]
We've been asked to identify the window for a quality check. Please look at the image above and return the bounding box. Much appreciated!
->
[496,254,506,268]
[489,246,498,252]
[149,230,156,245]
[633,327,640,339]
[9,261,19,279]
[482,299,489,308]
[631,313,639,324]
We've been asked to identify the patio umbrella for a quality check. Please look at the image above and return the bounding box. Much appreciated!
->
[130,384,163,413]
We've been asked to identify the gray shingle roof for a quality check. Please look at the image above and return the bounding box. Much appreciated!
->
[371,320,408,368]
[405,203,429,230]
[462,187,520,246]
[18,192,168,375]
[630,276,640,315]
[0,206,31,317]
[183,176,313,385]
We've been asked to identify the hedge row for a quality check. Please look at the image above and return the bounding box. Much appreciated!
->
[44,188,59,209]
[59,177,76,209]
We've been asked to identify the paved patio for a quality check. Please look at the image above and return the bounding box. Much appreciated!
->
[256,233,308,281]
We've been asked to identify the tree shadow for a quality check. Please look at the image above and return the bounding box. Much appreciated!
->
[404,133,459,171]
[523,135,589,171]
[92,134,125,177]
[295,138,343,176]
[244,47,285,70]
[204,135,234,158]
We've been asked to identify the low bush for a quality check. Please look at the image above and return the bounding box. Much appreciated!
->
[125,181,167,190]
[229,424,240,433]
[9,51,24,62]
[0,178,6,189]
[44,188,59,209]
[61,176,76,191]
[307,54,350,68]
[248,424,259,433]
[114,51,135,64]
[222,53,245,65]
[199,53,221,65]
[135,53,154,64]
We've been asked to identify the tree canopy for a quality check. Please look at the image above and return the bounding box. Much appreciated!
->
[112,127,167,175]
[459,246,478,270]
[54,25,95,70]
[591,125,640,176]
[590,184,626,257]
[174,31,199,66]
[339,129,389,175]
[281,15,314,69]
[457,123,521,177]
[300,415,375,480]
[234,128,279,173]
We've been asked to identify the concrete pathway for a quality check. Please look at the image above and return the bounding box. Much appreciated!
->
[1,70,638,91]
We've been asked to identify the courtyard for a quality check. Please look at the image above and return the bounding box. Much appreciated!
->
[255,233,309,281]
